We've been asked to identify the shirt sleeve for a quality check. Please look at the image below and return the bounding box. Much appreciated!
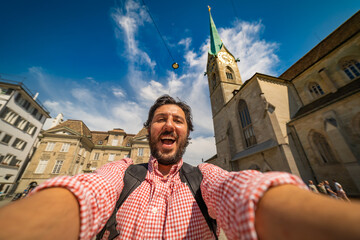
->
[29,158,133,240]
[199,163,307,240]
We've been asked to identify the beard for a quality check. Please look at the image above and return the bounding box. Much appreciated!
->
[149,131,188,166]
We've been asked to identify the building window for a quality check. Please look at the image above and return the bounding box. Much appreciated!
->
[342,59,360,80]
[225,67,234,80]
[93,153,100,160]
[60,143,70,152]
[138,148,144,156]
[1,154,15,165]
[312,132,337,164]
[52,160,64,174]
[108,153,115,161]
[1,134,12,145]
[15,118,28,130]
[238,100,257,147]
[1,108,19,125]
[25,124,37,135]
[98,140,103,145]
[308,82,324,98]
[0,87,14,95]
[12,138,27,150]
[31,108,38,117]
[35,160,48,174]
[45,142,56,151]
[22,100,31,110]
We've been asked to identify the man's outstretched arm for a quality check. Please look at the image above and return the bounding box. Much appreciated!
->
[0,188,80,240]
[199,163,360,240]
[255,184,360,240]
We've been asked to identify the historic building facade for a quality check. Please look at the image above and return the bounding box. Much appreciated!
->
[206,10,360,196]
[0,80,50,194]
[16,120,150,192]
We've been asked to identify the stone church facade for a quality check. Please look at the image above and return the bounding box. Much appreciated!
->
[206,10,360,196]
[16,120,149,193]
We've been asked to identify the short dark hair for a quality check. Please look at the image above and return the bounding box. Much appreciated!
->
[144,94,194,133]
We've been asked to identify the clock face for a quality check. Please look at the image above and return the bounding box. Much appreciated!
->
[218,52,233,64]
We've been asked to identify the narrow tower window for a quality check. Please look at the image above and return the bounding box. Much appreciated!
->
[238,100,256,147]
[225,67,234,80]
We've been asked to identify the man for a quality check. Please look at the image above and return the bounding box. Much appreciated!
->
[317,181,328,195]
[333,179,350,202]
[308,180,319,193]
[324,180,338,198]
[0,95,360,240]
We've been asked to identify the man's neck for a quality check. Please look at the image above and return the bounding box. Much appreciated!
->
[158,164,174,177]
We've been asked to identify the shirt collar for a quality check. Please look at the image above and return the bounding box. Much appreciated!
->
[148,156,183,178]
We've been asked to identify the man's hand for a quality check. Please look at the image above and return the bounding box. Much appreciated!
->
[255,185,360,240]
[0,188,80,240]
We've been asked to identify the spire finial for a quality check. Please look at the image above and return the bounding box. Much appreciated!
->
[208,5,211,12]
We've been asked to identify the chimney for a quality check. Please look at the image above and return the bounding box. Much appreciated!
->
[33,92,39,100]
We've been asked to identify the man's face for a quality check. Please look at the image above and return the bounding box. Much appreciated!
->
[148,104,189,165]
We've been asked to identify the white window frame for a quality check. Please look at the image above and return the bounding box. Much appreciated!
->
[17,118,28,130]
[45,142,56,151]
[4,110,19,124]
[3,154,15,164]
[108,153,115,161]
[52,160,64,174]
[137,148,144,156]
[12,138,26,150]
[93,152,100,160]
[60,143,70,152]
[35,160,48,174]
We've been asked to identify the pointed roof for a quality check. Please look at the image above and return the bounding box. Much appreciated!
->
[208,6,223,56]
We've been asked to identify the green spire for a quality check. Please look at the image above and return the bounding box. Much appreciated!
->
[208,6,223,56]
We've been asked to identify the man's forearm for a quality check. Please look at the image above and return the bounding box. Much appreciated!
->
[0,188,80,240]
[255,185,360,240]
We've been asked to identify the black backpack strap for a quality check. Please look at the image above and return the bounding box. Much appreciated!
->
[96,163,148,240]
[180,162,218,239]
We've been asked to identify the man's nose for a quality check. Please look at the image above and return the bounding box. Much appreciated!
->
[163,118,175,131]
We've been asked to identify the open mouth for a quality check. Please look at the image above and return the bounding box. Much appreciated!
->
[160,136,176,146]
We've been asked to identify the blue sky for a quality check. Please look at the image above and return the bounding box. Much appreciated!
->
[0,0,359,165]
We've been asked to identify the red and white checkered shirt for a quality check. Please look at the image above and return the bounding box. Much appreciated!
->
[32,157,306,240]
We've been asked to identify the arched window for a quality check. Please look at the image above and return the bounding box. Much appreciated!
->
[312,132,337,164]
[225,66,234,80]
[238,100,256,147]
[342,59,360,80]
[308,82,324,98]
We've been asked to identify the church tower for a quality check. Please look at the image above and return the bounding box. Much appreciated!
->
[206,7,242,116]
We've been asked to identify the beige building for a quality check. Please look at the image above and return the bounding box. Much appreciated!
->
[17,120,150,192]
[206,10,360,196]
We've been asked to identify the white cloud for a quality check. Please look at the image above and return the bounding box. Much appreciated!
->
[111,1,156,70]
[112,88,126,98]
[178,37,192,51]
[183,136,216,166]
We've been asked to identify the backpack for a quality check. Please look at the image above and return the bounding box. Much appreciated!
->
[96,162,217,240]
